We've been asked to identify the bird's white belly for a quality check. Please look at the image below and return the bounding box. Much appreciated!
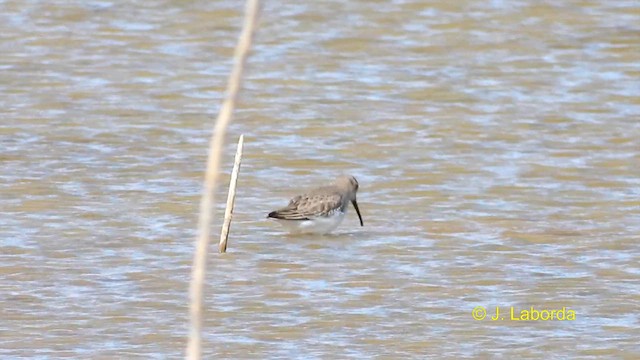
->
[273,212,345,235]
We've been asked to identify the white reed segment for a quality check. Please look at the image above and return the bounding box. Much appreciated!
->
[187,0,260,359]
[219,134,244,253]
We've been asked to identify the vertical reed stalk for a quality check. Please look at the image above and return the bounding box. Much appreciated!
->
[187,1,260,359]
[219,134,244,253]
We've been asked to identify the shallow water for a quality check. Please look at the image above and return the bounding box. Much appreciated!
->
[1,0,639,358]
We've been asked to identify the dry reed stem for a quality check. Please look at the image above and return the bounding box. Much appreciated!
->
[218,134,244,253]
[187,0,260,359]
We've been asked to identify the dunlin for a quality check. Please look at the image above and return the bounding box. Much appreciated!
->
[267,175,364,234]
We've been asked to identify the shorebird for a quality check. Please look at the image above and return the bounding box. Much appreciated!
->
[267,175,364,234]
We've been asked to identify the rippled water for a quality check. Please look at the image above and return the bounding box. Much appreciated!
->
[1,0,639,358]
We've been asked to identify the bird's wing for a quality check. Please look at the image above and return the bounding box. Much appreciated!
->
[268,192,342,220]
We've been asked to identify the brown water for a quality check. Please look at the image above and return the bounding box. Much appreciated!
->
[2,0,639,358]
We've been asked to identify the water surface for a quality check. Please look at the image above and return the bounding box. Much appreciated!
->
[1,0,639,358]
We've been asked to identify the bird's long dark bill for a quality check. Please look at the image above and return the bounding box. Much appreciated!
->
[351,199,364,226]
